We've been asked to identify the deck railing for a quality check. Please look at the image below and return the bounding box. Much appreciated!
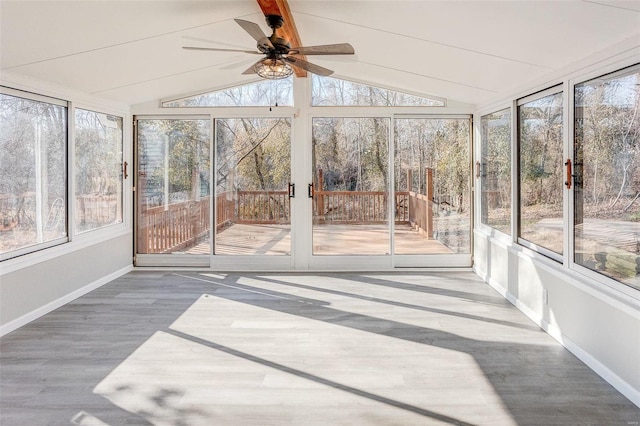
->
[237,191,290,224]
[138,197,210,254]
[138,189,434,253]
[314,191,410,224]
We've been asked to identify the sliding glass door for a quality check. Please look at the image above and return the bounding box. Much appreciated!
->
[214,118,292,257]
[135,117,211,265]
[311,117,390,256]
[134,114,472,269]
[394,117,471,257]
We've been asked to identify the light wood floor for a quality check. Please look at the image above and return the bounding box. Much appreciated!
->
[1,272,638,425]
[188,223,456,255]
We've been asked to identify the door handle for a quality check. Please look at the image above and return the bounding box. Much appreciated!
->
[288,183,295,198]
[565,159,572,189]
[308,183,314,198]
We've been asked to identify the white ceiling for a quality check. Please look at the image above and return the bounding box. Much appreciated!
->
[2,1,639,107]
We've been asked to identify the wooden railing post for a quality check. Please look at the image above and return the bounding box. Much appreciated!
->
[426,168,434,239]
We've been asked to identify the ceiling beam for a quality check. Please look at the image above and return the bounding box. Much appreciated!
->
[256,0,307,77]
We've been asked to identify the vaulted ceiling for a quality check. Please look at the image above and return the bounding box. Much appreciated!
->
[2,1,639,107]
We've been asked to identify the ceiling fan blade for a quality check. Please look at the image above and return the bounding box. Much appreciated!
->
[183,46,260,54]
[283,56,333,76]
[220,58,256,71]
[241,60,262,75]
[234,19,274,50]
[289,43,355,56]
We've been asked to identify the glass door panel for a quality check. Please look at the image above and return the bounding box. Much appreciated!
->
[311,117,390,255]
[215,118,291,255]
[393,118,471,255]
[136,118,211,255]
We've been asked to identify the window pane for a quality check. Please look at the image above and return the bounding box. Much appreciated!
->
[75,109,123,233]
[0,92,67,256]
[481,108,511,234]
[574,65,640,289]
[136,119,211,254]
[312,76,445,107]
[162,78,293,107]
[394,118,471,254]
[518,91,563,254]
[312,117,389,255]
[215,118,291,255]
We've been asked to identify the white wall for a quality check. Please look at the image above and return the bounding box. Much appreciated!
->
[0,73,133,335]
[475,233,640,407]
[0,234,132,333]
[474,37,640,407]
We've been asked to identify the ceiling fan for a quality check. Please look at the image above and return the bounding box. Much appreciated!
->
[183,15,355,79]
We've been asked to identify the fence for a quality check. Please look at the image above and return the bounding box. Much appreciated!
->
[237,191,290,223]
[138,197,210,253]
[314,191,411,224]
[137,188,434,254]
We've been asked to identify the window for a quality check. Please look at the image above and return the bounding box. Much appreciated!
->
[215,118,291,255]
[136,118,211,255]
[0,90,67,259]
[312,76,445,107]
[312,117,390,255]
[480,108,511,235]
[574,64,640,289]
[162,78,293,107]
[518,89,564,256]
[394,117,471,254]
[75,109,123,233]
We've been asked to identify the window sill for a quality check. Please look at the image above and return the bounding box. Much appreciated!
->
[1,224,131,276]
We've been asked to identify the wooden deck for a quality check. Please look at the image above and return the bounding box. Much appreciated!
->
[185,223,454,255]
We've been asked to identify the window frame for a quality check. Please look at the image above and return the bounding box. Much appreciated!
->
[0,86,131,268]
[160,78,294,108]
[477,106,513,239]
[0,87,70,262]
[568,63,640,294]
[474,58,640,301]
[515,84,565,263]
[310,75,447,108]
[73,107,125,235]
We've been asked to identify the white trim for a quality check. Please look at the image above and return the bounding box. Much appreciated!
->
[477,229,640,312]
[311,73,449,107]
[474,265,640,408]
[132,104,296,117]
[135,254,210,268]
[1,71,129,112]
[158,77,269,106]
[1,229,131,276]
[0,86,67,106]
[0,264,133,337]
[515,83,563,106]
[393,254,472,268]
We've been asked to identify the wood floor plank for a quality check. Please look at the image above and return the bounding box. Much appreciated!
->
[1,271,638,425]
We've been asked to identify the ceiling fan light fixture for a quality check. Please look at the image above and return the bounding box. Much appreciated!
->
[254,57,293,80]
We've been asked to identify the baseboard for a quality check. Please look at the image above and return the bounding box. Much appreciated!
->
[0,265,133,337]
[474,266,640,408]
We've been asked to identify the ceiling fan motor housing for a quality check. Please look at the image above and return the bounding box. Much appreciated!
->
[264,15,291,54]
